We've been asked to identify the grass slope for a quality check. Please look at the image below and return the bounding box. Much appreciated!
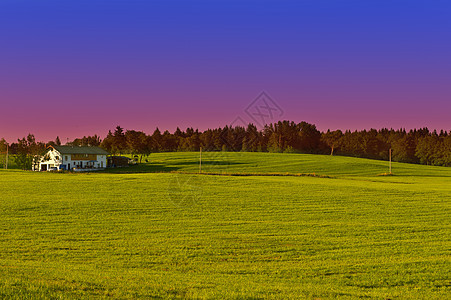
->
[110,151,451,177]
[0,153,450,299]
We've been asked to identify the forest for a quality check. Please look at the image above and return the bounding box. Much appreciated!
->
[1,120,450,169]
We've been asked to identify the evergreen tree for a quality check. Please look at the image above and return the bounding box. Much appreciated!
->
[113,126,127,155]
[150,128,162,152]
[101,131,114,153]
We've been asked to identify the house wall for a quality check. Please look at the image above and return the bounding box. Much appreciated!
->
[71,154,97,161]
[64,154,107,170]
[67,154,98,168]
[35,149,61,171]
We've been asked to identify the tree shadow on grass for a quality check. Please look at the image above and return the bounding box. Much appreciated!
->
[99,159,245,174]
[169,160,245,166]
[100,163,180,174]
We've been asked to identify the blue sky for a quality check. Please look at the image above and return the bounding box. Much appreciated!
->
[0,0,450,141]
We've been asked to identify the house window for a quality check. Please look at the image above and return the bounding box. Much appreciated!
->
[65,156,68,161]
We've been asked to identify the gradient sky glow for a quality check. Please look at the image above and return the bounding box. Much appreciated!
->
[1,0,450,142]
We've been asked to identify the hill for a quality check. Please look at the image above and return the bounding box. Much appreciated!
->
[109,151,451,177]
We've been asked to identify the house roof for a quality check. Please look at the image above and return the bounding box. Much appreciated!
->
[51,145,110,155]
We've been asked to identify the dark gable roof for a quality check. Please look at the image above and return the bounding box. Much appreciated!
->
[51,145,110,155]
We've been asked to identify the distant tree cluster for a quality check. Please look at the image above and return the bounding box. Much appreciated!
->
[4,134,47,170]
[2,121,450,169]
[324,127,451,166]
[98,122,450,167]
[66,135,101,147]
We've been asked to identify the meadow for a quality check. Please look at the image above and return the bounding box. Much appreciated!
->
[0,152,450,299]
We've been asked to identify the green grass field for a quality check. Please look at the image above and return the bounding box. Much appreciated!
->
[0,152,450,299]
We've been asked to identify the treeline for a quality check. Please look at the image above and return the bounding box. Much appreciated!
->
[60,122,451,166]
[1,120,450,169]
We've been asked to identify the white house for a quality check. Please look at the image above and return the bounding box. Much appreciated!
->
[34,145,109,172]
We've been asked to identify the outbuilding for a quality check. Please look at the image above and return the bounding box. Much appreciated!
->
[107,156,133,168]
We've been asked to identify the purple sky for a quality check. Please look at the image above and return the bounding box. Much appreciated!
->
[0,0,450,143]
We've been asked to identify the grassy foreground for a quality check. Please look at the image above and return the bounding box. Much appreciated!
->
[0,152,450,299]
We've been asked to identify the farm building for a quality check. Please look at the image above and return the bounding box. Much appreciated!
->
[107,156,133,168]
[34,145,109,172]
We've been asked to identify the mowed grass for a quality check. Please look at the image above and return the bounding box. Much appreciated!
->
[0,152,450,299]
[111,151,451,178]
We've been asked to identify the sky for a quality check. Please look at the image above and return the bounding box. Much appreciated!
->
[0,0,450,142]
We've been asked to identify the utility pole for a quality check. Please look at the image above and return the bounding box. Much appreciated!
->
[199,147,202,173]
[5,143,8,170]
[389,148,392,174]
